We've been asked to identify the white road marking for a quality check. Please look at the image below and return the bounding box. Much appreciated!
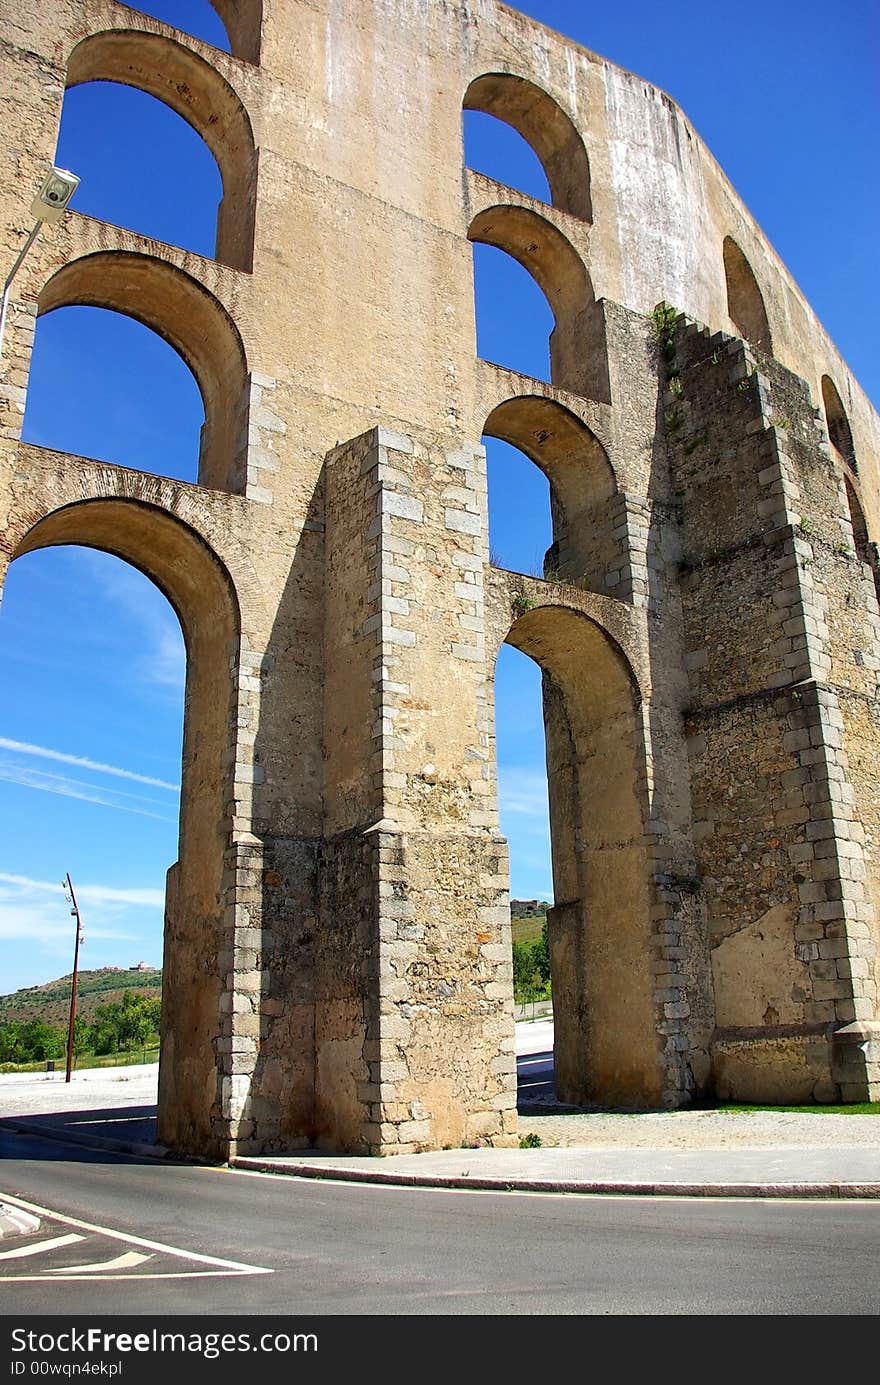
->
[0,1233,83,1261]
[47,1250,152,1274]
[0,1192,272,1276]
[4,1270,268,1283]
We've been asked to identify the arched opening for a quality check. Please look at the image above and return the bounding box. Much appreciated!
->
[485,437,553,575]
[484,396,616,585]
[463,73,592,221]
[123,3,230,52]
[0,548,182,995]
[723,237,772,355]
[472,243,553,383]
[822,375,857,472]
[470,205,609,400]
[845,476,869,554]
[4,498,240,1156]
[498,601,661,1107]
[843,475,879,602]
[210,0,262,62]
[120,2,263,64]
[494,644,554,1103]
[463,111,551,204]
[37,252,249,493]
[66,30,258,270]
[23,307,203,482]
[55,82,222,260]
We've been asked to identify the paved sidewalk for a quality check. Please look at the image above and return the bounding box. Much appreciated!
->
[2,1027,878,1199]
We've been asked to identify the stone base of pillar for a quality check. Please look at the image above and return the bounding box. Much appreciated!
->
[832,1021,880,1102]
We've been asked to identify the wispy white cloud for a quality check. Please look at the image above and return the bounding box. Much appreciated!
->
[497,766,550,821]
[0,738,179,792]
[0,874,164,909]
[84,552,185,693]
[0,904,137,946]
[0,873,166,972]
[0,763,177,822]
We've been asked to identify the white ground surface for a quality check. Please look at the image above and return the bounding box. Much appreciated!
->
[1,1022,878,1151]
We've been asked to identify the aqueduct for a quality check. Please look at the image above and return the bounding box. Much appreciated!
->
[1,0,878,1158]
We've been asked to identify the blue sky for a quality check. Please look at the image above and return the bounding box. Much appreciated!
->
[0,0,877,991]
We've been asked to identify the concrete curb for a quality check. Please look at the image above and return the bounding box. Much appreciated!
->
[0,1201,41,1239]
[6,1118,878,1201]
[229,1155,880,1200]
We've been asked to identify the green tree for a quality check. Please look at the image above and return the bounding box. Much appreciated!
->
[18,1019,65,1061]
[87,991,161,1055]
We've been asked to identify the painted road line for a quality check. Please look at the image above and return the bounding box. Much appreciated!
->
[0,1233,83,1261]
[46,1250,152,1274]
[5,1270,267,1283]
[0,1192,272,1275]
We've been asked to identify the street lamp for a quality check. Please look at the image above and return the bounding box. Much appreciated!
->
[0,165,80,359]
[62,872,84,1083]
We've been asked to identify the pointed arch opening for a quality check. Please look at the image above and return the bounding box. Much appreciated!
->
[7,498,240,1156]
[723,237,772,355]
[496,600,661,1107]
[464,73,592,222]
[37,252,249,493]
[66,30,257,269]
[470,205,609,401]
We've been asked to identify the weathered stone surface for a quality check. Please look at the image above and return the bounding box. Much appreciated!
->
[0,0,877,1160]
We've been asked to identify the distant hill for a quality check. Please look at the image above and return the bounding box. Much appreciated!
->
[510,899,549,945]
[0,967,162,1028]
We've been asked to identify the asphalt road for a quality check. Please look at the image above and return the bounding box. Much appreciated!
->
[1,1128,879,1316]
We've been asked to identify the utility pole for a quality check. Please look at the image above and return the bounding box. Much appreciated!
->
[63,873,83,1083]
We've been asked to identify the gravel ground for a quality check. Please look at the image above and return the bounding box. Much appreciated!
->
[2,1052,878,1153]
[0,1063,157,1119]
[517,1108,880,1149]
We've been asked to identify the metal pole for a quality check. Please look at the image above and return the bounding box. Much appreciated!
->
[64,873,83,1083]
[0,221,42,360]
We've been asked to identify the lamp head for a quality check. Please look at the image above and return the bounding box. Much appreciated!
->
[30,167,80,223]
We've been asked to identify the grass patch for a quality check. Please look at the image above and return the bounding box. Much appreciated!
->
[511,913,546,945]
[0,1046,159,1076]
[715,1101,879,1116]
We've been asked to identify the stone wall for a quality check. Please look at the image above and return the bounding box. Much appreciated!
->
[0,0,877,1157]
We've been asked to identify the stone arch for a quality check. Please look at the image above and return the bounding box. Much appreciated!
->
[463,72,592,222]
[210,0,263,63]
[844,475,869,551]
[822,375,857,472]
[723,236,772,355]
[843,474,879,603]
[469,205,609,401]
[484,396,616,583]
[8,496,241,1157]
[499,598,662,1106]
[38,251,249,493]
[66,30,257,270]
